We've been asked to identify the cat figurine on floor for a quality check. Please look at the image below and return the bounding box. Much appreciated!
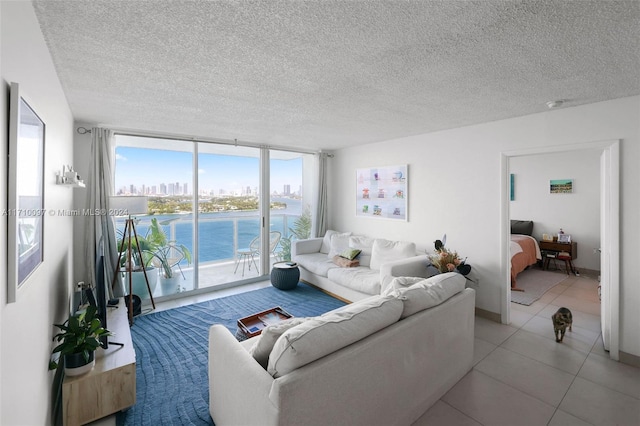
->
[552,307,573,342]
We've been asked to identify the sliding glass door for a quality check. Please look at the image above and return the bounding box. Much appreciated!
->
[196,143,261,288]
[114,135,316,302]
[114,136,195,299]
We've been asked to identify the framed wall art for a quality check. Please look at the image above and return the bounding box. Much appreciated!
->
[356,164,408,221]
[7,82,45,303]
[550,179,573,194]
[558,234,572,243]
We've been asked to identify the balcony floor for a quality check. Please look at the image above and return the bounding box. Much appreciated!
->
[128,256,283,306]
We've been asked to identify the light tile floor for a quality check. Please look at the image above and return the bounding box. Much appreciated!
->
[413,272,640,426]
[94,271,639,426]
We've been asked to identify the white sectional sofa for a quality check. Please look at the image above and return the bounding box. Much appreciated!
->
[208,272,475,426]
[291,230,439,301]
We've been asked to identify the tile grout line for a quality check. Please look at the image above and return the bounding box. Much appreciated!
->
[437,399,487,426]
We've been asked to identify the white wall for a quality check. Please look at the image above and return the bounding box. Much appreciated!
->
[329,96,640,357]
[1,2,75,425]
[510,150,601,271]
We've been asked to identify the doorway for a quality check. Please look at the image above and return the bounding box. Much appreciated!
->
[500,140,620,360]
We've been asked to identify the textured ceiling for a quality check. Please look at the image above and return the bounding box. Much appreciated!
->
[32,0,640,151]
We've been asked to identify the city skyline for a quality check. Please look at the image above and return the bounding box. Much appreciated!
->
[115,181,301,197]
[115,145,304,197]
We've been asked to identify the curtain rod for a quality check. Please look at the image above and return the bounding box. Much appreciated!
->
[76,126,330,157]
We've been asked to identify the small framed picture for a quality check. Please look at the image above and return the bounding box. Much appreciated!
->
[542,234,553,242]
[558,234,571,243]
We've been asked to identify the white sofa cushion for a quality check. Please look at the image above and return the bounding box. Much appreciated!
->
[327,232,352,258]
[294,252,338,277]
[248,317,309,369]
[267,295,403,377]
[390,272,466,319]
[320,230,338,254]
[348,236,375,267]
[381,276,426,296]
[320,230,352,254]
[327,267,381,295]
[370,239,416,271]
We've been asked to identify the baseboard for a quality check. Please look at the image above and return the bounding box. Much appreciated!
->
[475,307,501,323]
[619,350,640,368]
[300,279,354,304]
[573,267,600,280]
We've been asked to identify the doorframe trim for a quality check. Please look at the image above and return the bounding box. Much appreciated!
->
[500,139,619,360]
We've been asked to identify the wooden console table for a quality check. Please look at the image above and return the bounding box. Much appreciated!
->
[62,299,136,425]
[539,240,577,274]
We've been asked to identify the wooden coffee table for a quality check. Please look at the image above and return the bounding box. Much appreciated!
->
[235,306,293,341]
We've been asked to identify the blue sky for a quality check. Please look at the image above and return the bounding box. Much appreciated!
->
[115,147,302,195]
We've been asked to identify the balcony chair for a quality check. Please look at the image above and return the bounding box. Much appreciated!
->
[233,231,283,276]
[151,242,187,279]
[269,231,282,262]
[234,236,260,276]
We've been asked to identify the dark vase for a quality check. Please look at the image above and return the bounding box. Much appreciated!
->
[457,264,472,276]
[65,350,94,369]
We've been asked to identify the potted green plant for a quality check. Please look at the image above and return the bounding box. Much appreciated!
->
[49,306,112,376]
[145,218,192,294]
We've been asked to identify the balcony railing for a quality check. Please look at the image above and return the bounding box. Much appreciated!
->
[115,213,298,300]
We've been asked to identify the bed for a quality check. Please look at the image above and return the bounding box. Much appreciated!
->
[510,220,542,291]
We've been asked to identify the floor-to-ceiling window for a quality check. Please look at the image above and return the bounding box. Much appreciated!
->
[114,136,195,300]
[114,134,316,303]
[270,150,315,261]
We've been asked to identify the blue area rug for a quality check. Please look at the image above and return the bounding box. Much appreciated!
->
[116,283,346,426]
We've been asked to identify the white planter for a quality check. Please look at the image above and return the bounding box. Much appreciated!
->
[124,268,158,299]
[65,359,95,376]
[159,273,180,296]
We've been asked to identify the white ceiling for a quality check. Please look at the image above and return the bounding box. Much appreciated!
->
[32,0,640,151]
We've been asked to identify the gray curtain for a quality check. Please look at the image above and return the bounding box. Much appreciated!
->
[314,152,329,238]
[85,128,122,298]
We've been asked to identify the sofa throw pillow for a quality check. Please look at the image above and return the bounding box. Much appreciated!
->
[510,220,534,236]
[320,230,338,254]
[248,317,308,369]
[369,239,416,271]
[392,272,466,319]
[327,232,352,259]
[332,255,360,268]
[267,295,403,377]
[340,248,361,260]
[348,236,375,267]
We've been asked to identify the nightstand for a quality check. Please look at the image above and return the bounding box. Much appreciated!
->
[539,240,577,274]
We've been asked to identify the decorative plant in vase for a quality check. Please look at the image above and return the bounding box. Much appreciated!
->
[428,234,472,275]
[49,306,112,376]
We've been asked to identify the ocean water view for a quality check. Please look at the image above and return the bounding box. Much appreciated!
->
[117,197,302,264]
